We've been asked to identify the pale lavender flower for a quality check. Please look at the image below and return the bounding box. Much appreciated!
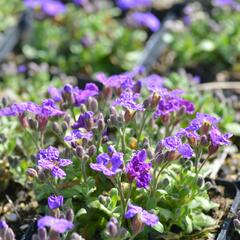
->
[48,195,64,209]
[37,216,73,234]
[48,87,63,102]
[128,12,160,32]
[209,127,232,147]
[113,90,144,111]
[37,146,72,178]
[117,0,152,10]
[141,74,164,92]
[64,130,93,147]
[125,203,159,227]
[90,146,123,177]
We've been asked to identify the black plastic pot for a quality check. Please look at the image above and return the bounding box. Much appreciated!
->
[213,179,240,240]
[0,9,33,62]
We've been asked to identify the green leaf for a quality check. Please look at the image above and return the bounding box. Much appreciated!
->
[88,199,112,216]
[76,208,87,218]
[185,215,193,233]
[152,222,164,233]
[110,188,119,208]
[192,213,216,230]
[158,208,173,221]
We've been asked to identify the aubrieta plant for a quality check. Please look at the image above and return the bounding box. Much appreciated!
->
[0,69,232,239]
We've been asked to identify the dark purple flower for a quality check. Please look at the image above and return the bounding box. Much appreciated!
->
[186,113,219,131]
[48,195,64,209]
[0,220,8,229]
[161,136,194,159]
[90,146,123,177]
[209,127,232,147]
[73,84,99,106]
[113,90,144,111]
[48,87,63,102]
[117,0,152,10]
[141,74,164,92]
[37,146,72,178]
[128,12,160,32]
[125,203,159,227]
[154,89,195,118]
[72,111,94,130]
[126,149,152,188]
[37,216,73,234]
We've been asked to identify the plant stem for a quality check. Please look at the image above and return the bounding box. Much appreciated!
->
[81,160,87,183]
[40,131,45,149]
[71,107,76,122]
[120,126,126,153]
[137,111,149,146]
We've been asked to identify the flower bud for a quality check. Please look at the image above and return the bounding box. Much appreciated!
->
[5,227,15,240]
[201,122,211,135]
[102,135,108,144]
[110,115,118,126]
[88,145,96,157]
[18,113,29,129]
[63,114,71,126]
[160,114,170,126]
[131,215,144,235]
[97,119,105,131]
[143,99,150,109]
[133,81,142,93]
[106,221,118,238]
[151,92,160,108]
[90,98,98,112]
[1,97,8,107]
[38,227,47,240]
[166,151,180,161]
[31,234,39,240]
[52,122,61,135]
[66,208,74,222]
[208,144,218,156]
[129,137,137,150]
[110,106,117,116]
[200,135,208,146]
[80,104,87,113]
[26,168,38,178]
[124,109,136,123]
[28,118,38,130]
[61,122,68,133]
[76,146,84,159]
[49,230,60,240]
[102,87,113,100]
[71,233,84,240]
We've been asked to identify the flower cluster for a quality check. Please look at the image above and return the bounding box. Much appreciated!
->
[90,146,124,177]
[126,149,152,188]
[36,146,72,178]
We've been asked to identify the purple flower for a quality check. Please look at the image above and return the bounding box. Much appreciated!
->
[64,129,93,148]
[24,0,66,17]
[48,87,63,102]
[154,89,194,118]
[37,216,73,234]
[209,127,232,147]
[0,220,8,229]
[141,74,164,92]
[117,0,152,10]
[161,136,193,159]
[213,0,234,7]
[42,0,66,16]
[73,84,99,106]
[37,146,72,178]
[113,90,144,111]
[48,195,64,209]
[128,12,160,32]
[125,203,159,227]
[90,146,123,177]
[126,149,152,188]
[0,102,38,117]
[18,64,27,73]
[186,113,219,131]
[73,0,88,6]
[72,111,94,130]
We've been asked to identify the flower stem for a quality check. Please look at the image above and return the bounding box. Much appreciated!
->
[137,111,149,146]
[120,127,126,153]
